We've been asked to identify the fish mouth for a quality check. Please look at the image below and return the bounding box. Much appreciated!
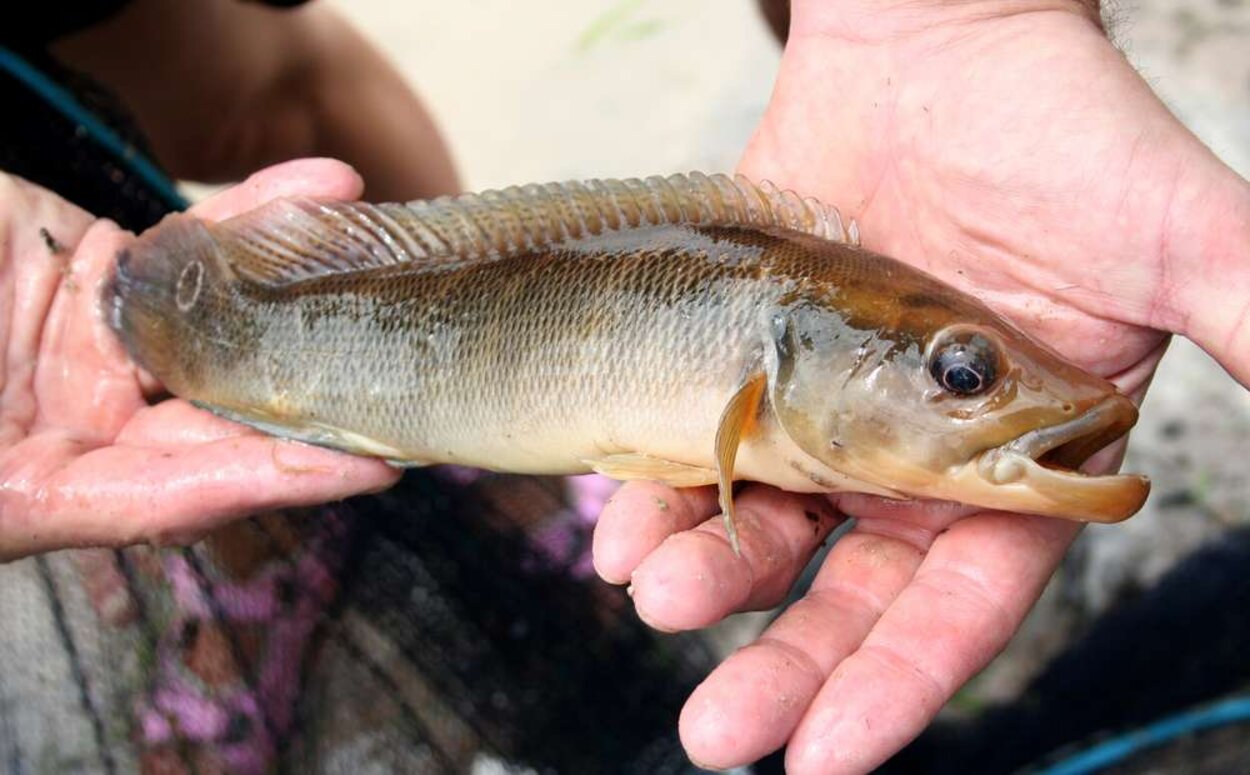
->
[970,395,1150,523]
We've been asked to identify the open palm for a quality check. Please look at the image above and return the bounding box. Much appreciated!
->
[0,160,399,561]
[593,3,1250,772]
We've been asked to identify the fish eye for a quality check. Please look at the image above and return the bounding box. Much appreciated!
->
[929,330,999,397]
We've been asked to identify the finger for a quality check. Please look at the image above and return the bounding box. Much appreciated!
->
[1159,147,1250,387]
[678,529,924,769]
[592,481,718,584]
[189,158,365,222]
[836,494,979,539]
[4,432,400,558]
[114,399,280,446]
[0,175,95,444]
[36,220,148,437]
[785,512,1080,775]
[628,486,843,632]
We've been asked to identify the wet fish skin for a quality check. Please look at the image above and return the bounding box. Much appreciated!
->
[109,173,1149,531]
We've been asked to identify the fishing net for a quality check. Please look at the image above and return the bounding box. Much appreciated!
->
[0,471,719,774]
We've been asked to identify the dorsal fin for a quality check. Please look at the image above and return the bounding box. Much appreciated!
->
[212,172,860,287]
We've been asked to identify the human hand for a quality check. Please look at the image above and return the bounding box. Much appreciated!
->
[593,1,1250,772]
[0,159,400,561]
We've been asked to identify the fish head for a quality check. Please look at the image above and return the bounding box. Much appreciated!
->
[108,212,236,393]
[766,275,1149,523]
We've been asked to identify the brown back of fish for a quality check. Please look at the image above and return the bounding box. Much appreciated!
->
[110,173,1036,473]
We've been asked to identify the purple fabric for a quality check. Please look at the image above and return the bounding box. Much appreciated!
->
[135,511,350,772]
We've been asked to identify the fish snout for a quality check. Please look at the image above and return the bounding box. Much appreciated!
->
[968,394,1149,522]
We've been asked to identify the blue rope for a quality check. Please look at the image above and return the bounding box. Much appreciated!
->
[0,45,189,211]
[1037,694,1250,775]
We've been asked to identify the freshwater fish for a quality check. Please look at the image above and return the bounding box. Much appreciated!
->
[108,173,1149,551]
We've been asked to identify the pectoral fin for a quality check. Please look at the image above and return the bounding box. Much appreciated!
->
[715,371,768,556]
[585,453,719,487]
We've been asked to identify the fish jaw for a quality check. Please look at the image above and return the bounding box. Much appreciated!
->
[942,394,1150,522]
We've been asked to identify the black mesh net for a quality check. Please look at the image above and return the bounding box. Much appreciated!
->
[0,472,719,774]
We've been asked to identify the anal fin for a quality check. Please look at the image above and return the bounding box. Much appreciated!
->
[585,453,719,488]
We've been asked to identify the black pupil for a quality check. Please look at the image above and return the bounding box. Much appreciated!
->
[943,363,984,394]
[930,336,997,396]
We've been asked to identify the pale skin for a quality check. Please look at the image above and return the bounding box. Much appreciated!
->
[592,0,1250,772]
[2,0,1249,772]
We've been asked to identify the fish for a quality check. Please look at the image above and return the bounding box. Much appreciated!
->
[108,172,1150,552]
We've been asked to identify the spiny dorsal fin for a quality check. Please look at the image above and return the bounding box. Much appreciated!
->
[214,172,860,287]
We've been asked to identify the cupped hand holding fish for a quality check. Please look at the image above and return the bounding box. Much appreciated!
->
[0,161,399,561]
[596,1,1250,773]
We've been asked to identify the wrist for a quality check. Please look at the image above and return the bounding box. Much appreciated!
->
[1164,172,1250,388]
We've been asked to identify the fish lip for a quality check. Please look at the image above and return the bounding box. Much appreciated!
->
[995,394,1138,472]
[107,249,133,334]
[969,394,1149,523]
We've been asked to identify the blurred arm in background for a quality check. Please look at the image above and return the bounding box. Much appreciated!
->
[51,0,460,201]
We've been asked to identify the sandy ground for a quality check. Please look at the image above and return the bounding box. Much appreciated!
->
[325,0,1250,700]
[325,1,780,187]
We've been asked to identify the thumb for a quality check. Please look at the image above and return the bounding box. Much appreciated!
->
[190,158,366,223]
[1159,151,1250,388]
